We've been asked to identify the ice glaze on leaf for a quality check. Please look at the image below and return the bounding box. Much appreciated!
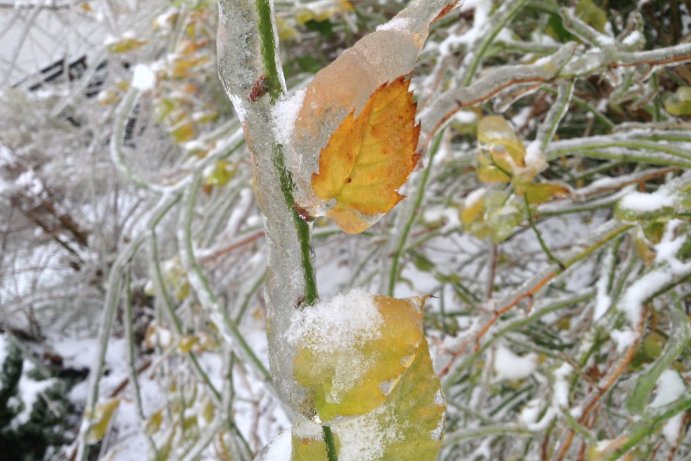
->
[298,339,445,461]
[86,398,121,443]
[353,338,444,461]
[311,77,420,234]
[291,433,329,461]
[523,182,570,204]
[292,295,424,422]
[476,115,527,183]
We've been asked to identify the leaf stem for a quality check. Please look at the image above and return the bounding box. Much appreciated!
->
[323,426,339,461]
[524,195,565,269]
[255,0,283,100]
[273,145,318,305]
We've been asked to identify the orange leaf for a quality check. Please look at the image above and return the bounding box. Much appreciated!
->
[311,76,420,234]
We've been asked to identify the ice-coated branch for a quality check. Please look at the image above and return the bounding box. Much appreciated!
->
[442,220,633,390]
[217,0,316,415]
[420,43,578,145]
[626,300,689,414]
[458,0,530,86]
[74,194,180,461]
[536,79,575,152]
[559,6,617,49]
[420,39,691,149]
[604,396,691,461]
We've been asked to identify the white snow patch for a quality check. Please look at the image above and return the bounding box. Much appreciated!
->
[465,188,486,208]
[454,110,478,124]
[493,345,537,381]
[286,289,385,404]
[272,89,306,145]
[619,267,673,326]
[131,64,156,91]
[519,399,543,426]
[622,30,643,46]
[525,407,556,431]
[12,362,56,427]
[337,406,398,461]
[651,370,686,444]
[593,250,613,321]
[553,363,573,408]
[619,189,675,213]
[610,329,637,353]
[438,0,491,55]
[286,289,382,353]
[255,430,292,461]
[154,8,177,30]
[511,106,533,128]
[0,335,8,367]
[524,140,546,171]
[655,220,687,272]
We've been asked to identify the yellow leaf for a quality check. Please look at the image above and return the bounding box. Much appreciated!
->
[170,120,197,144]
[523,182,570,204]
[460,189,486,226]
[346,339,444,461]
[295,0,353,24]
[292,433,330,461]
[277,17,300,41]
[311,77,420,234]
[87,398,121,443]
[476,115,526,183]
[145,409,163,435]
[107,37,148,54]
[178,335,199,353]
[202,398,215,423]
[203,160,236,188]
[317,339,445,461]
[293,295,425,422]
[171,55,210,79]
[460,190,524,243]
[576,0,608,33]
[261,329,445,461]
[664,86,691,116]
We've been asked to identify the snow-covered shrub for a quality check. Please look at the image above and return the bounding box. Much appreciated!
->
[0,335,68,461]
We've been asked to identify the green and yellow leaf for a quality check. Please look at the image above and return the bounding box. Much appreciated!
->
[476,115,527,183]
[87,398,121,443]
[522,182,570,205]
[107,37,147,54]
[293,295,425,422]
